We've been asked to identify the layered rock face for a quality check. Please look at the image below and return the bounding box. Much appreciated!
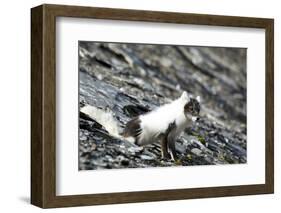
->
[79,42,247,170]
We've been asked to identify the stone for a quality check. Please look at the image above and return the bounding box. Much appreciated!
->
[78,42,247,170]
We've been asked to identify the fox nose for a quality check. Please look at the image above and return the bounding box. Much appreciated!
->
[196,117,200,122]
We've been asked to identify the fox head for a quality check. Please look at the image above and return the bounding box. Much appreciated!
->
[181,91,201,120]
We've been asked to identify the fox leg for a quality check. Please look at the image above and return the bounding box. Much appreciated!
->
[166,122,178,161]
[167,134,177,161]
[160,135,170,159]
[160,121,178,160]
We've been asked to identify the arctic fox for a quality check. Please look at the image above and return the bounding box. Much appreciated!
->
[123,91,201,160]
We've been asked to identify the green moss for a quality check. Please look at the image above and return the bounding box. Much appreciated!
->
[175,159,182,165]
[190,132,206,144]
[197,135,206,144]
[187,154,192,160]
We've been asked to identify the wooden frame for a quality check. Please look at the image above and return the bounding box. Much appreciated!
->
[31,4,274,208]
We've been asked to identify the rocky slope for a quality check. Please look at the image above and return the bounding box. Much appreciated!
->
[78,42,247,170]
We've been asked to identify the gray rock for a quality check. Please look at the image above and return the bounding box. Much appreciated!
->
[140,155,155,161]
[191,148,203,156]
[78,42,247,170]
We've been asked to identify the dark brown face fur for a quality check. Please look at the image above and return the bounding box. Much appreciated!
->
[122,117,142,145]
[184,98,200,116]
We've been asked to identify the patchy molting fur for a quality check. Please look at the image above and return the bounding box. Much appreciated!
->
[80,91,201,160]
[123,91,201,160]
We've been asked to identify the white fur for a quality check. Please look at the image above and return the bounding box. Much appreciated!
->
[81,105,136,144]
[191,116,197,122]
[138,91,192,145]
[81,92,198,146]
[81,105,121,138]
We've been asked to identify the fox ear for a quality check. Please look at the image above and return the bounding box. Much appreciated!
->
[196,96,201,103]
[181,91,189,101]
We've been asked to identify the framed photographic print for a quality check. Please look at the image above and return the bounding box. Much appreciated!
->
[31,4,274,208]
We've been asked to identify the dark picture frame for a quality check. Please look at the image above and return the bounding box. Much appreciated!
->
[31,4,274,208]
